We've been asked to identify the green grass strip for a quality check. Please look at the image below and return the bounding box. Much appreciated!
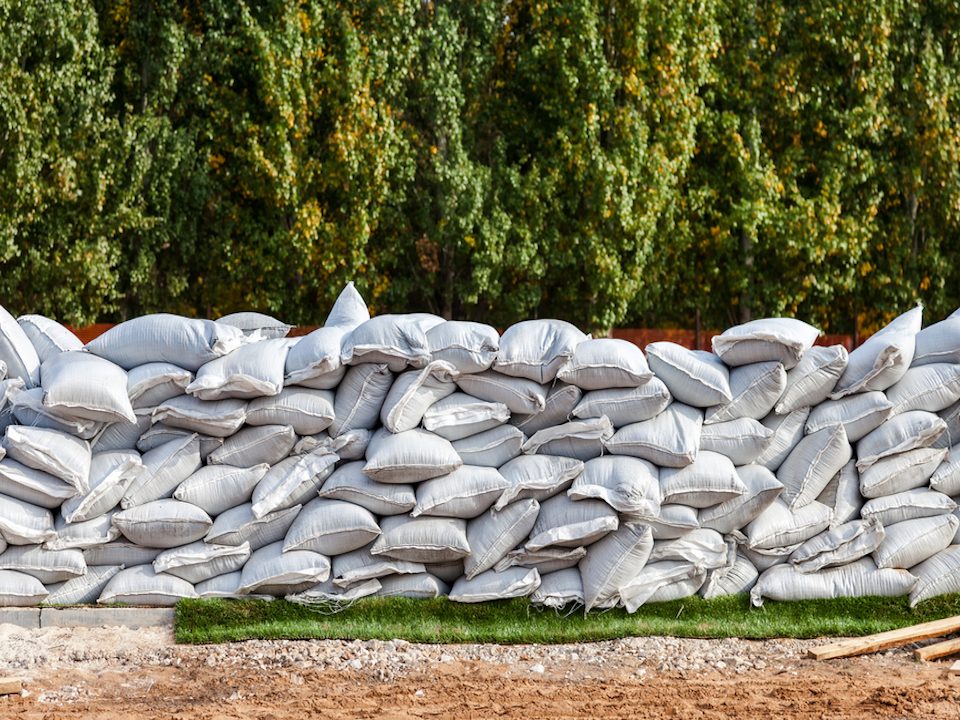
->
[174,593,960,645]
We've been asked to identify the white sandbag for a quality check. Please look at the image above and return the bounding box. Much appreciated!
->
[376,573,449,599]
[331,546,425,588]
[805,392,893,442]
[605,403,702,467]
[578,522,653,611]
[379,361,458,433]
[47,511,120,550]
[237,542,330,596]
[700,553,759,599]
[187,340,290,400]
[648,528,730,570]
[0,306,41,386]
[193,571,255,599]
[46,565,122,605]
[831,306,922,397]
[510,384,583,435]
[370,516,470,563]
[0,493,55,545]
[571,379,671,428]
[329,363,393,436]
[777,424,851,510]
[464,498,540,579]
[861,489,957,527]
[426,320,499,374]
[286,577,381,605]
[817,461,863,527]
[422,393,510,441]
[0,458,77,509]
[531,568,584,608]
[82,541,161,567]
[452,425,525,468]
[363,429,461,483]
[136,425,221,461]
[859,446,947,499]
[205,502,301,550]
[208,425,296,467]
[294,428,370,461]
[522,417,613,462]
[496,455,584,510]
[92,412,151,452]
[284,327,347,389]
[494,319,587,384]
[789,518,885,573]
[11,385,101,437]
[645,343,731,407]
[660,451,745,509]
[744,498,832,551]
[126,362,193,409]
[931,447,960,496]
[526,495,618,551]
[122,435,201,509]
[749,558,915,607]
[317,461,416,516]
[699,464,783,534]
[412,465,508,519]
[98,564,198,606]
[4,425,91,493]
[705,361,786,424]
[246,387,335,435]
[323,281,371,330]
[620,561,707,611]
[250,450,338,518]
[909,546,960,606]
[114,500,213,549]
[644,504,701,540]
[775,345,848,413]
[556,338,652,390]
[887,363,960,415]
[739,545,793,572]
[913,312,960,366]
[935,399,960,450]
[283,498,380,556]
[153,541,251,584]
[756,408,810,471]
[216,311,291,339]
[457,371,547,415]
[0,545,85,584]
[449,567,540,603]
[17,314,82,363]
[494,546,587,574]
[858,410,945,472]
[712,318,820,369]
[568,456,660,516]
[86,314,245,372]
[0,569,47,606]
[152,395,247,437]
[40,351,136,424]
[341,315,432,371]
[699,417,774,466]
[174,464,269,517]
[873,514,960,569]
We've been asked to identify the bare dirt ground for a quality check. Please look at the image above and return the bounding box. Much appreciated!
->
[1,623,958,719]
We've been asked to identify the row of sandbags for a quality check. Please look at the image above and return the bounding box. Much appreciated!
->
[0,284,957,610]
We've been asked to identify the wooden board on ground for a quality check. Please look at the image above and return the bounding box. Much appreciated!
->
[808,616,960,660]
[0,677,22,695]
[915,636,960,662]
[949,661,960,677]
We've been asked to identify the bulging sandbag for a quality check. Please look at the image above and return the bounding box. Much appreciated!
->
[411,466,508,519]
[449,566,540,603]
[426,321,499,374]
[152,396,247,437]
[525,495,618,551]
[788,518,885,573]
[122,435,201,509]
[858,446,947,499]
[855,410,946,472]
[41,351,136,424]
[510,384,583,435]
[831,306,922,398]
[571,379,671,428]
[531,567,584,608]
[909,546,960,607]
[236,542,331,596]
[0,569,47,606]
[207,424,296,467]
[861,489,957,527]
[699,464,783,535]
[556,338,652,390]
[0,306,42,386]
[452,425,525,467]
[340,315,432,372]
[46,564,121,605]
[605,403,703,467]
[699,417,774,466]
[659,451,744,509]
[578,522,653,611]
[174,464,270,517]
[422,393,510,441]
[804,392,893,443]
[126,363,192,409]
[48,511,120,550]
[567,456,661,516]
[316,461,416,516]
[494,319,587,384]
[152,541,251,584]
[704,361,786,424]
[457,371,548,415]
[250,450,338,518]
[645,343,731,407]
[756,408,809,471]
[464,498,540,579]
[370,515,470,564]
[113,499,213,549]
[205,502,301,550]
[711,318,820,369]
[0,545,86,584]
[886,363,960,414]
[0,458,78,509]
[750,558,916,607]
[4,425,91,494]
[379,361,458,433]
[282,498,381,556]
[245,387,335,435]
[776,424,851,510]
[363,429,461,484]
[775,345,848,414]
[521,417,613,462]
[17,314,82,364]
[495,455,584,510]
[98,564,198,606]
[872,514,960,569]
[329,363,393,436]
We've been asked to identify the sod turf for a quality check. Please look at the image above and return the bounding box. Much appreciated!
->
[174,592,960,645]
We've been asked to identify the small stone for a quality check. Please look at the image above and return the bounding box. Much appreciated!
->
[439,654,454,663]
[530,664,545,674]
[348,659,363,670]
[415,690,425,698]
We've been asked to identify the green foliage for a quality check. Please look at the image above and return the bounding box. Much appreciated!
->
[175,593,960,645]
[3,0,960,330]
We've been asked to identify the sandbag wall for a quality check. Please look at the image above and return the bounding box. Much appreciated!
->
[0,284,959,609]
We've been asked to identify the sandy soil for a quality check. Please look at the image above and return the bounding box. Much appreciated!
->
[1,624,958,719]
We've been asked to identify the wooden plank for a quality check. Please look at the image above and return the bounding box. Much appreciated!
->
[915,636,960,661]
[808,616,960,660]
[0,678,22,695]
[949,661,960,677]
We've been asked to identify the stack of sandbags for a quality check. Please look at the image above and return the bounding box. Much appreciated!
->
[0,285,958,612]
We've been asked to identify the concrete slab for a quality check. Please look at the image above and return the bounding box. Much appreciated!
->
[0,608,41,629]
[40,607,174,629]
